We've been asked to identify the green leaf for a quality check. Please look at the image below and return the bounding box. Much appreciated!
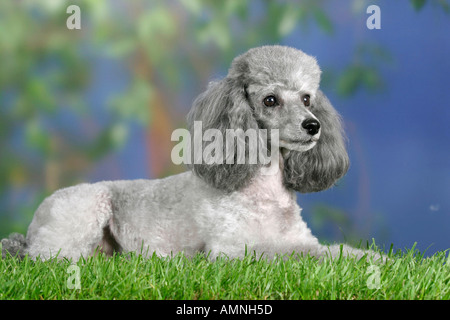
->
[179,0,203,16]
[410,0,427,11]
[337,66,362,97]
[312,7,333,34]
[362,68,382,91]
[109,79,153,124]
[26,78,56,113]
[437,0,450,13]
[109,122,128,149]
[138,7,176,41]
[337,65,383,97]
[24,119,50,154]
[196,19,231,50]
[224,0,246,17]
[86,122,129,159]
[108,39,137,58]
[278,7,299,37]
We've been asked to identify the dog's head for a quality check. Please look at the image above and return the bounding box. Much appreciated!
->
[187,45,349,193]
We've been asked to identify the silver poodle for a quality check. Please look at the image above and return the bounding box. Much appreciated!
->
[2,46,379,261]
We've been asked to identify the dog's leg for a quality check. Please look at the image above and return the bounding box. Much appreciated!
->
[25,183,114,261]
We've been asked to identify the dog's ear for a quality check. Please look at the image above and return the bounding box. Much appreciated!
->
[186,77,260,192]
[283,90,349,193]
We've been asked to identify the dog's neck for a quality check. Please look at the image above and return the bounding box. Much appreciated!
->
[242,154,295,208]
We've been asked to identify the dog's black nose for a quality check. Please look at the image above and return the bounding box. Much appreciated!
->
[302,118,321,136]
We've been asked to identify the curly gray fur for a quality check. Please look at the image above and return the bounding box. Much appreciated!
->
[188,45,348,193]
[187,77,260,192]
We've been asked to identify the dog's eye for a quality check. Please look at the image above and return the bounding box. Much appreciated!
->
[302,94,311,107]
[263,95,278,107]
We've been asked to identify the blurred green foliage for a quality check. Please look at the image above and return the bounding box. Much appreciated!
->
[337,43,392,97]
[410,0,449,12]
[0,0,443,241]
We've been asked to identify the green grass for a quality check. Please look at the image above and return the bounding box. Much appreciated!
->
[1,244,449,300]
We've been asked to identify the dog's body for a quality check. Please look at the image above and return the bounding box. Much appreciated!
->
[22,169,315,260]
[2,46,378,261]
[21,168,357,261]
